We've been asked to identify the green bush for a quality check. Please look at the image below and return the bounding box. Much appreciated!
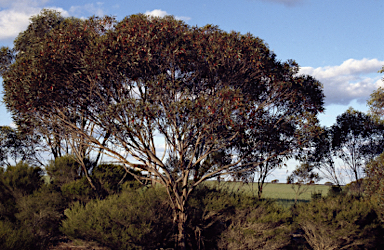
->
[92,163,140,197]
[216,200,292,249]
[0,180,16,221]
[1,162,43,198]
[15,186,66,246]
[365,152,384,222]
[47,156,142,202]
[45,155,82,188]
[293,195,384,250]
[0,184,68,250]
[184,185,292,249]
[61,185,173,249]
[311,191,322,200]
[60,177,96,204]
[0,161,44,223]
[327,185,343,197]
[185,185,253,249]
[0,219,36,250]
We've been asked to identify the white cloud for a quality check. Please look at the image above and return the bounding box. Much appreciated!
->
[0,0,106,42]
[299,58,384,105]
[0,0,51,40]
[0,8,40,40]
[145,9,191,21]
[145,9,168,18]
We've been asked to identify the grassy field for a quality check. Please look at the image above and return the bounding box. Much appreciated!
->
[204,181,331,206]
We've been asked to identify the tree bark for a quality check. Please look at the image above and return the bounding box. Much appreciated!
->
[176,208,187,250]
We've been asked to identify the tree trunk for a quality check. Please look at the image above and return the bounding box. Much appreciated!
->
[258,184,263,200]
[176,208,187,250]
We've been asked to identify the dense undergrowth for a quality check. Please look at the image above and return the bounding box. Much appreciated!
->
[0,156,383,249]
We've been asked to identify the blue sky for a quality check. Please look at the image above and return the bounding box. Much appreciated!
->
[0,0,383,182]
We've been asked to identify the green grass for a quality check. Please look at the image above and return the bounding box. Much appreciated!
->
[204,181,330,202]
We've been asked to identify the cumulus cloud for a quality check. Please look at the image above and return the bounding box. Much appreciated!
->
[0,8,40,40]
[145,9,191,21]
[0,0,46,40]
[299,58,384,106]
[145,9,168,18]
[0,0,105,42]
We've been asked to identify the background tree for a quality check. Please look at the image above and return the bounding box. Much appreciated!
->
[287,163,321,204]
[365,152,384,222]
[233,116,299,199]
[368,87,384,120]
[0,126,43,167]
[365,73,384,220]
[306,127,344,186]
[1,11,324,249]
[330,108,384,186]
[368,66,384,120]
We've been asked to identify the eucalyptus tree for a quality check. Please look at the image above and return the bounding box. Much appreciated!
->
[0,10,110,188]
[330,108,384,188]
[1,10,324,249]
[287,163,321,204]
[0,126,43,167]
[306,127,343,186]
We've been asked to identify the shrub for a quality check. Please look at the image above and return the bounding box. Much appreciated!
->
[327,185,343,197]
[184,185,292,249]
[47,156,142,202]
[185,185,249,249]
[311,191,322,200]
[365,152,384,222]
[0,219,36,250]
[60,177,96,204]
[45,155,82,188]
[293,195,384,250]
[92,163,140,197]
[15,186,66,246]
[61,185,173,249]
[0,179,16,221]
[1,162,43,198]
[0,162,44,223]
[216,200,292,249]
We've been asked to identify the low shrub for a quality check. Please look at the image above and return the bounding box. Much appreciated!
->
[216,200,292,249]
[293,195,384,250]
[45,155,82,188]
[61,184,173,250]
[186,185,251,249]
[1,162,44,198]
[92,163,141,198]
[60,177,96,204]
[185,185,292,249]
[311,191,322,200]
[327,185,343,197]
[0,219,36,250]
[365,152,384,222]
[15,186,66,246]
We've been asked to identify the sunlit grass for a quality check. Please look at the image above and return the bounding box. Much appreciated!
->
[204,181,330,201]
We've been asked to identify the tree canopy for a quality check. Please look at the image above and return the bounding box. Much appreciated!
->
[1,10,324,249]
[330,108,384,183]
